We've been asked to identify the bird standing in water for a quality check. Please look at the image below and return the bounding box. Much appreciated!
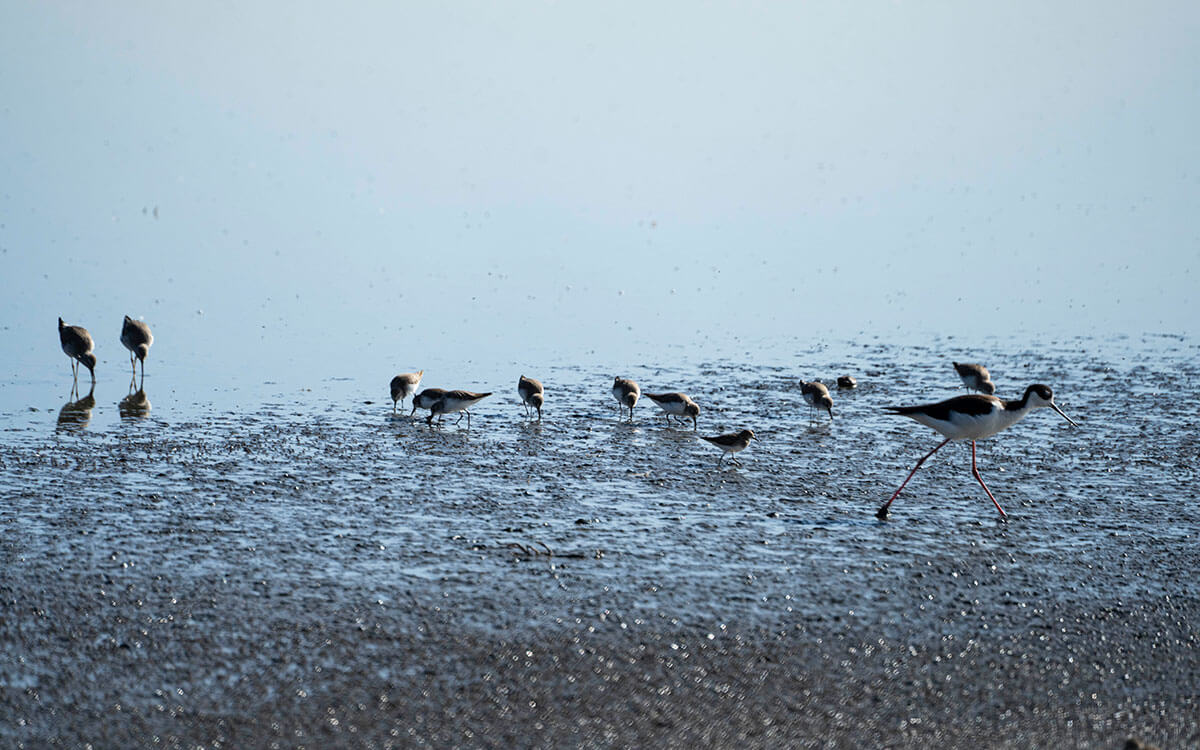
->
[120,315,153,385]
[59,318,96,392]
[877,384,1077,520]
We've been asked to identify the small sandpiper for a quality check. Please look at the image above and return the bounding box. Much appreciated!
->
[612,377,640,422]
[643,392,700,430]
[120,315,153,383]
[953,361,995,395]
[701,429,756,467]
[517,375,544,421]
[390,370,424,412]
[427,390,492,428]
[837,375,857,389]
[410,387,447,417]
[877,384,1077,520]
[800,380,833,421]
[58,318,96,388]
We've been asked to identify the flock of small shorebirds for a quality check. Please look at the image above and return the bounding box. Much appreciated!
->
[58,316,1077,520]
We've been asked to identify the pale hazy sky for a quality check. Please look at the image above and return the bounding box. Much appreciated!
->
[2,2,1198,375]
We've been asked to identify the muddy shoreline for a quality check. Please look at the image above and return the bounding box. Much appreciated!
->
[3,344,1198,747]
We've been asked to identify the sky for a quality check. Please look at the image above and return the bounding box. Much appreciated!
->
[1,2,1198,383]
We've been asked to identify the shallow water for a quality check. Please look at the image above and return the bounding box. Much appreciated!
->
[4,332,1197,623]
[3,332,1199,745]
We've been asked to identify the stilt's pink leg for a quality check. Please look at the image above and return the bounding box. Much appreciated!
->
[877,437,951,519]
[971,440,1007,517]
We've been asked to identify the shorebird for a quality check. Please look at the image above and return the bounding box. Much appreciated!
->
[877,384,1077,520]
[427,390,492,428]
[517,375,544,421]
[953,361,995,395]
[58,318,96,388]
[800,380,833,421]
[837,375,857,390]
[643,392,700,430]
[701,429,756,467]
[390,370,424,412]
[120,315,153,383]
[612,377,640,422]
[411,387,447,417]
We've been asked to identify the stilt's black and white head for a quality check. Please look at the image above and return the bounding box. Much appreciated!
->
[683,400,699,430]
[1024,384,1077,426]
[530,391,543,421]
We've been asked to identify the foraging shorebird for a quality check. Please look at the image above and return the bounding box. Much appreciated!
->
[390,370,424,412]
[644,392,700,430]
[612,377,640,422]
[877,384,1077,520]
[58,318,96,388]
[701,429,756,467]
[427,390,492,428]
[410,388,447,417]
[953,361,995,395]
[517,375,544,421]
[837,375,857,390]
[800,380,833,421]
[120,315,153,383]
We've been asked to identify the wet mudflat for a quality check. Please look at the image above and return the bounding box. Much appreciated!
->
[1,336,1198,748]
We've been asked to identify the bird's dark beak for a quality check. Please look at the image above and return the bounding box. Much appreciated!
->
[1051,402,1077,427]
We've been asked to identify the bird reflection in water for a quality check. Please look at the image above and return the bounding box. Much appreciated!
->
[57,384,96,432]
[119,385,151,421]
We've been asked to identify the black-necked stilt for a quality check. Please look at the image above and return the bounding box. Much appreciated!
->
[58,318,96,390]
[410,387,446,417]
[427,390,492,428]
[877,384,1077,520]
[390,370,424,412]
[120,315,153,384]
[612,377,640,422]
[701,429,756,467]
[800,380,833,421]
[518,375,544,421]
[643,392,700,430]
[953,361,995,395]
[837,375,857,390]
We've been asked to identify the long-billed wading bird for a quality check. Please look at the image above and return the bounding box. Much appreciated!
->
[644,392,700,430]
[120,315,153,383]
[877,384,1077,520]
[518,375,544,421]
[612,377,640,422]
[410,387,446,417]
[800,380,833,422]
[427,390,492,428]
[701,429,756,467]
[953,361,995,395]
[58,318,96,389]
[390,370,424,412]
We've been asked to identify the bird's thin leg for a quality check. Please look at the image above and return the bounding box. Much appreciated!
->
[455,413,464,425]
[877,437,952,519]
[465,410,471,429]
[970,441,1007,517]
[393,400,398,414]
[716,453,725,468]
